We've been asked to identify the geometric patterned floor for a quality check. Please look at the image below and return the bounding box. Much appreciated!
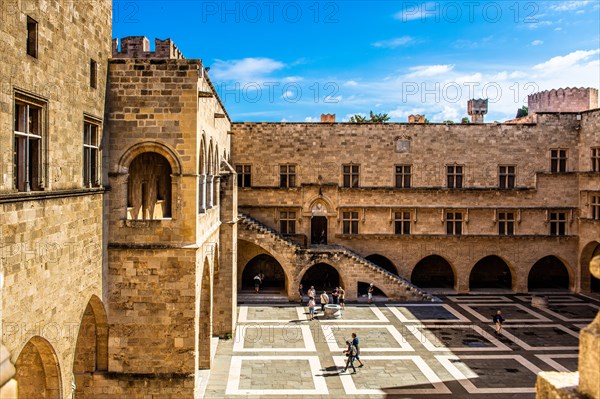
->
[203,294,599,398]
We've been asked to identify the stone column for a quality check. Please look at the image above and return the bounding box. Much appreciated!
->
[213,164,238,337]
[579,255,600,398]
[207,175,214,209]
[199,174,206,212]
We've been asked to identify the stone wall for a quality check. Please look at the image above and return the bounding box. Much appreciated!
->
[529,88,598,114]
[0,1,111,397]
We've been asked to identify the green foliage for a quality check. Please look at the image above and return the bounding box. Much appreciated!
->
[461,117,470,124]
[349,111,390,123]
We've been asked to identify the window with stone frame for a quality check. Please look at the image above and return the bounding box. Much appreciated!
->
[592,147,600,172]
[279,164,296,188]
[90,59,98,89]
[394,211,411,235]
[446,211,463,235]
[236,164,251,188]
[498,165,516,189]
[342,164,359,188]
[14,95,45,192]
[342,211,359,235]
[498,211,515,235]
[279,210,296,234]
[27,16,38,58]
[127,152,172,220]
[395,165,411,188]
[549,211,567,236]
[83,119,100,188]
[550,149,567,173]
[447,165,463,188]
[591,195,600,220]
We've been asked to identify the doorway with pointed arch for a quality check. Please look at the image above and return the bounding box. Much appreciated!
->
[301,263,341,292]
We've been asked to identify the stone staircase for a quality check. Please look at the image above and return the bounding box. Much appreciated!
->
[238,214,436,302]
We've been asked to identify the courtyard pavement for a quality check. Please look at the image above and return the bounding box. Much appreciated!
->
[203,293,599,398]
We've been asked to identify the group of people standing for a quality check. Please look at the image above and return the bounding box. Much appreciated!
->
[299,285,346,320]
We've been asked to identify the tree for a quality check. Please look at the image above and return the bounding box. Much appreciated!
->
[443,120,454,124]
[516,106,528,118]
[349,111,390,123]
[461,117,470,124]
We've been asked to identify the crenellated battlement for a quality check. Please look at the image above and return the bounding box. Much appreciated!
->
[112,36,185,59]
[528,87,598,113]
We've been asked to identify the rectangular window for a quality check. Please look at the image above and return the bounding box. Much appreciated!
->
[395,165,411,188]
[447,165,463,188]
[446,211,463,235]
[549,211,567,236]
[592,147,600,172]
[342,211,359,235]
[14,96,44,192]
[90,59,98,89]
[499,165,516,189]
[27,16,38,58]
[343,164,359,188]
[279,164,296,188]
[394,211,411,235]
[279,211,296,234]
[83,120,100,187]
[498,211,515,236]
[591,195,600,220]
[235,165,251,188]
[550,149,567,173]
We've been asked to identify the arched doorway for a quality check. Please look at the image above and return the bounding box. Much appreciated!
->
[366,254,398,275]
[241,254,286,291]
[73,296,108,397]
[15,337,61,399]
[584,243,600,292]
[411,255,455,288]
[127,152,172,219]
[310,200,329,245]
[301,263,340,292]
[198,257,212,369]
[528,256,570,290]
[470,256,512,290]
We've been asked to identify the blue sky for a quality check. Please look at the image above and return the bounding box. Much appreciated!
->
[113,0,600,122]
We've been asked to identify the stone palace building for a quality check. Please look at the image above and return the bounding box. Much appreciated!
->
[0,0,598,397]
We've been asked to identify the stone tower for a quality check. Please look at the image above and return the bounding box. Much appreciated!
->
[468,98,488,123]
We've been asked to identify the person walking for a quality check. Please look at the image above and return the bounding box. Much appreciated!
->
[308,297,316,320]
[338,287,345,310]
[351,333,364,367]
[341,340,357,373]
[332,287,339,304]
[298,283,304,305]
[253,273,261,293]
[367,283,374,304]
[320,291,329,312]
[493,310,505,335]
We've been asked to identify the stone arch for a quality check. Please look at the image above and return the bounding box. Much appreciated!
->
[126,152,172,219]
[199,136,207,213]
[199,136,207,174]
[366,254,398,275]
[299,262,343,292]
[73,295,109,397]
[118,141,182,175]
[208,140,214,175]
[469,255,513,290]
[15,336,62,399]
[198,256,212,369]
[236,239,293,292]
[241,254,286,291]
[528,255,571,291]
[308,197,333,245]
[581,241,600,292]
[411,255,456,288]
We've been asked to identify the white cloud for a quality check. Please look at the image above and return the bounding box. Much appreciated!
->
[372,36,414,48]
[211,57,285,82]
[554,27,563,31]
[387,107,426,119]
[304,116,318,122]
[283,76,303,82]
[344,80,359,87]
[550,1,591,11]
[432,105,461,122]
[533,49,600,72]
[406,64,455,78]
[531,40,544,46]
